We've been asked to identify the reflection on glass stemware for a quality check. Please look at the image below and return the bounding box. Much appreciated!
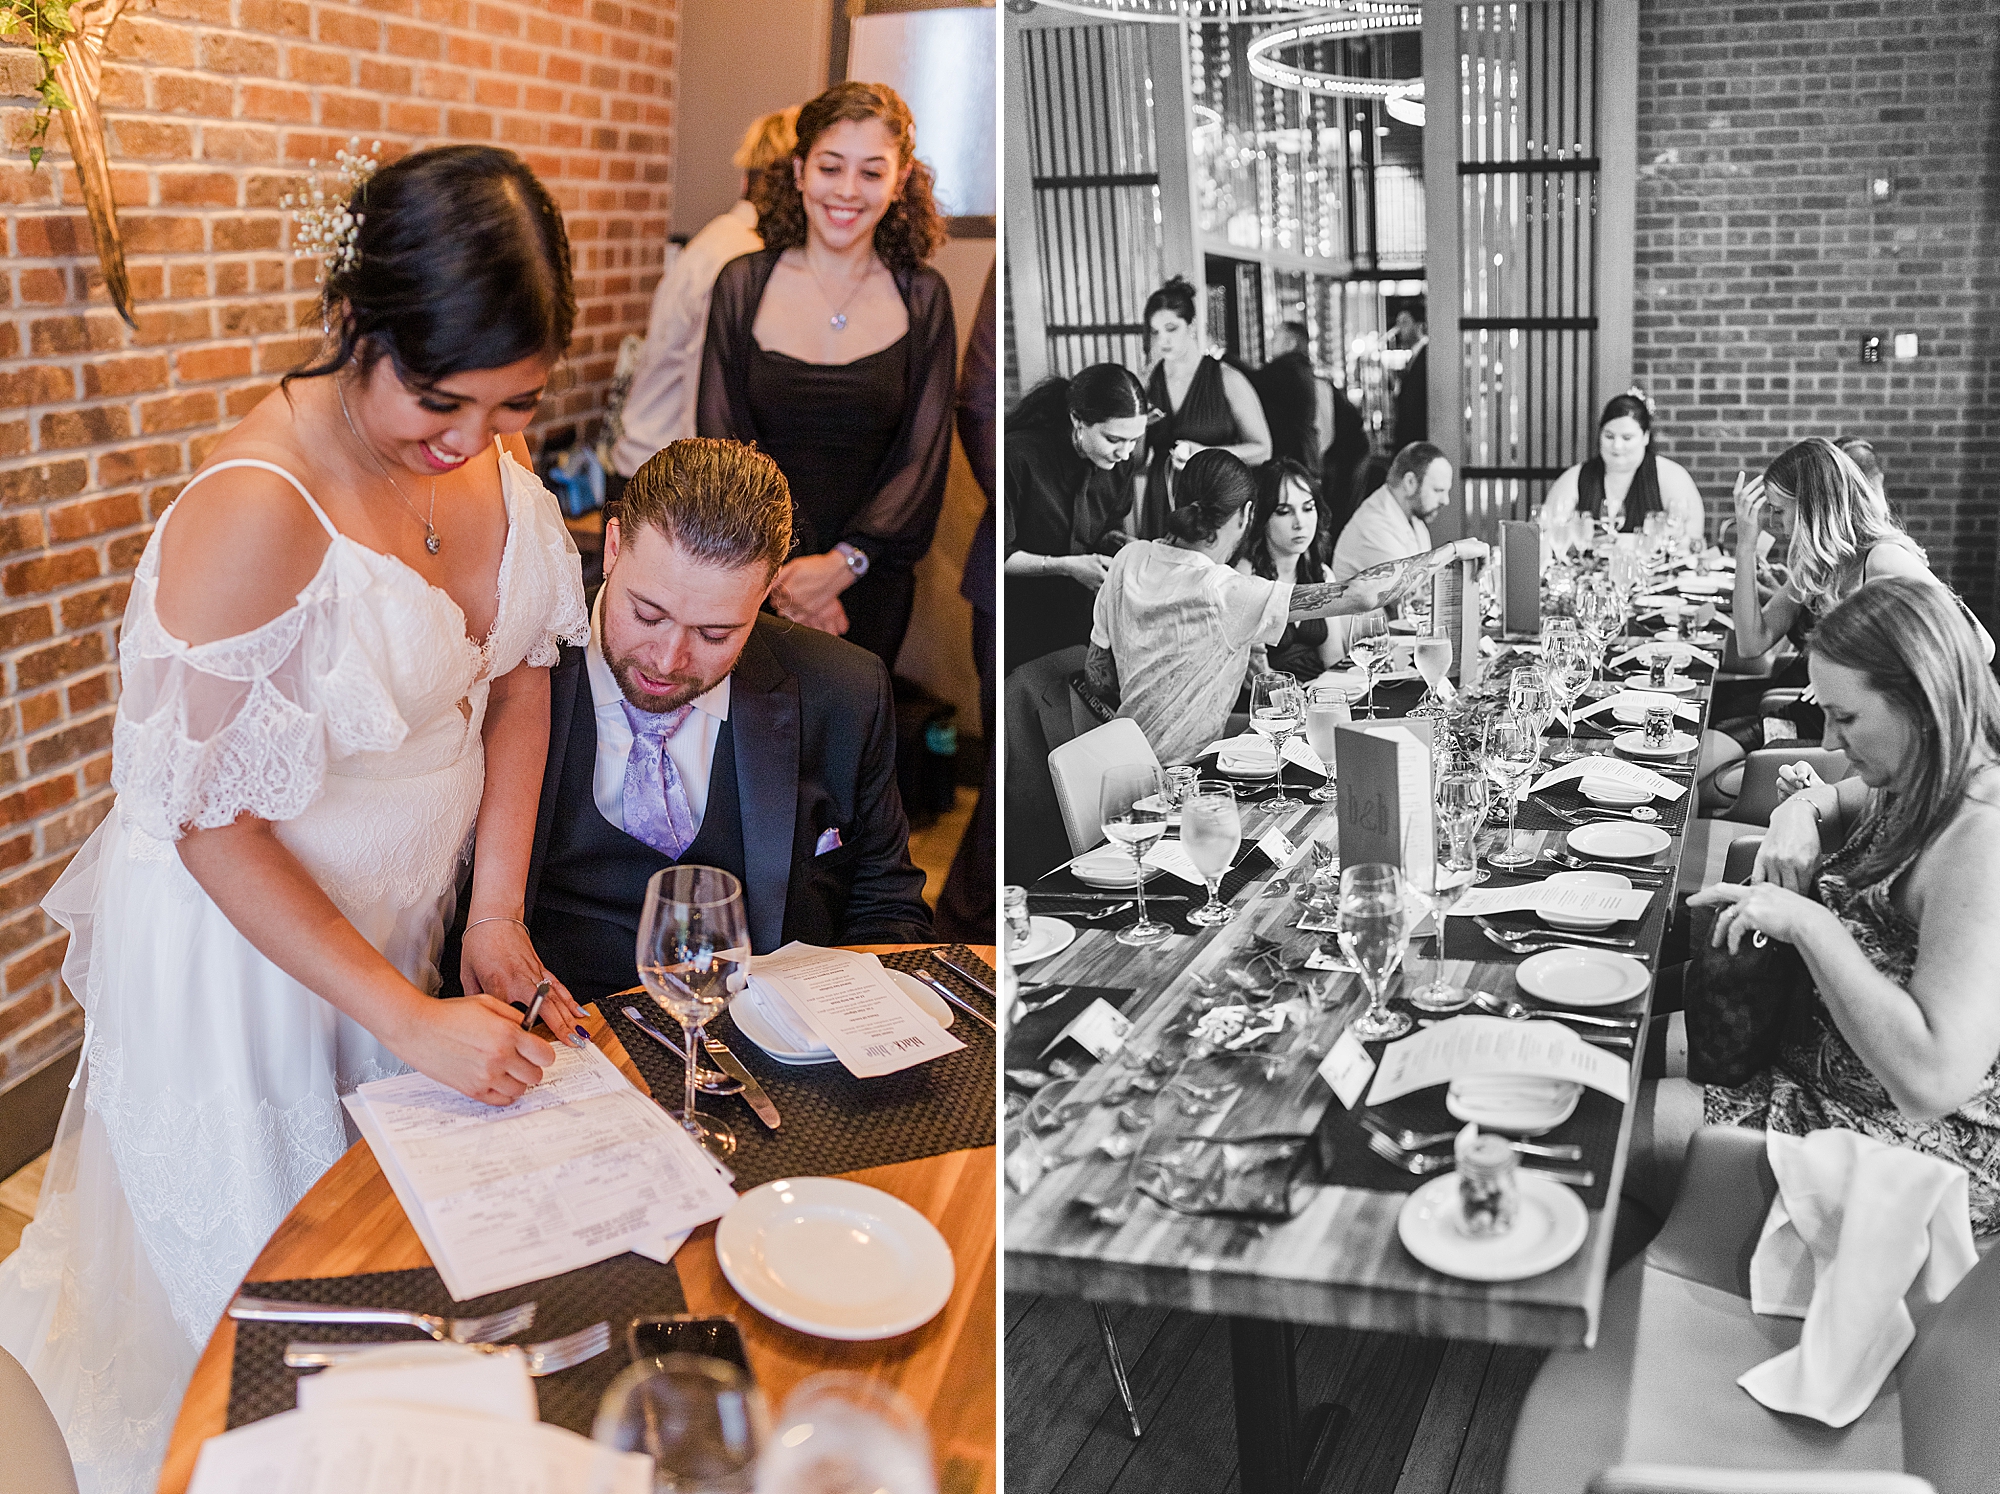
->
[592,1352,767,1493]
[1249,670,1306,810]
[1100,762,1174,948]
[1483,712,1543,870]
[1182,781,1242,927]
[1339,862,1411,1042]
[637,865,749,1160]
[1303,683,1349,803]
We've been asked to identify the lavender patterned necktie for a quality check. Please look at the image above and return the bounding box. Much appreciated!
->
[621,701,698,859]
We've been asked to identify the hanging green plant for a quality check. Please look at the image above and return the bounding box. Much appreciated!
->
[0,0,76,168]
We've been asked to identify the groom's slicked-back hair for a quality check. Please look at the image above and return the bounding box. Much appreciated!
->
[620,438,794,577]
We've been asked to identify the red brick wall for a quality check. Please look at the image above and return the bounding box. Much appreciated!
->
[1632,0,2000,620]
[0,0,676,1096]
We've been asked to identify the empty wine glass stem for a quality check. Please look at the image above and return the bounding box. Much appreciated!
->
[681,1018,702,1132]
[1131,846,1150,925]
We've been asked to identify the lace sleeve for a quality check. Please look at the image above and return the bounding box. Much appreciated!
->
[494,458,589,672]
[110,559,409,841]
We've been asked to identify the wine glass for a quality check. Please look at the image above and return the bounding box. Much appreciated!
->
[637,866,750,1159]
[1407,837,1478,1014]
[1338,863,1411,1042]
[1482,712,1543,869]
[1412,635,1452,717]
[1248,671,1306,809]
[1541,642,1594,764]
[1346,613,1392,718]
[1507,668,1554,739]
[1100,763,1174,948]
[755,1373,938,1494]
[593,1353,768,1494]
[1181,781,1242,927]
[1303,683,1349,802]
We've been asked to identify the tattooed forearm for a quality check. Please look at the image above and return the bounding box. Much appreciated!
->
[1084,643,1121,705]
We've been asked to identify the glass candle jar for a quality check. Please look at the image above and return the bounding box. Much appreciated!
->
[1455,1126,1519,1236]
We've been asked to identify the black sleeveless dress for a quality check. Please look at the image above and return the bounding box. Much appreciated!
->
[1140,356,1240,539]
[746,337,913,666]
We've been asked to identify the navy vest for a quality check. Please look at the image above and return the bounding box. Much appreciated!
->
[531,688,747,1004]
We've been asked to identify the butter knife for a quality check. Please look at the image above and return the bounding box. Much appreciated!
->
[701,1036,780,1130]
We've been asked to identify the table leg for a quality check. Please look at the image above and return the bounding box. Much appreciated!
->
[1229,1315,1351,1493]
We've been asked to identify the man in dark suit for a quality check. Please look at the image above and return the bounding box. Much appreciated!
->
[1253,320,1321,468]
[455,438,934,1006]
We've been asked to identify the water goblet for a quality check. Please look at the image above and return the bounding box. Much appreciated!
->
[1182,781,1242,927]
[1303,683,1349,802]
[1100,763,1174,948]
[1412,635,1453,717]
[1338,863,1411,1042]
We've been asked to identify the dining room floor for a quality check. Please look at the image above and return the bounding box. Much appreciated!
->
[1005,1290,1546,1494]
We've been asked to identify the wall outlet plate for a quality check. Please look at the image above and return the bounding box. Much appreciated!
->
[1860,335,1883,364]
[1893,333,1919,359]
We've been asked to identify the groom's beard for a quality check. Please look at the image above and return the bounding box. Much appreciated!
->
[607,649,731,716]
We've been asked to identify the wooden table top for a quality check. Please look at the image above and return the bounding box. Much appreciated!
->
[1005,663,1713,1352]
[160,944,997,1494]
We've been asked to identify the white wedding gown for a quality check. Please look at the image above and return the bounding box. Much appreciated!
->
[0,446,587,1494]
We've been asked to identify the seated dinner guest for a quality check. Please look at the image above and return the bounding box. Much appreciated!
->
[0,143,590,1494]
[1331,439,1452,584]
[1535,391,1705,543]
[1635,579,2000,1229]
[1233,458,1370,681]
[699,81,956,670]
[609,107,798,505]
[493,438,934,1006]
[1085,449,1393,767]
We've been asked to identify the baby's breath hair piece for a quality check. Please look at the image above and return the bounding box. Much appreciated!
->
[281,138,382,283]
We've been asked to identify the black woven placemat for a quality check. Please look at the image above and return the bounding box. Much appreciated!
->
[227,1254,687,1434]
[1028,840,1273,935]
[601,945,997,1192]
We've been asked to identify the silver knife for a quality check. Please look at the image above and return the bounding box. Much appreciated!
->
[619,1005,743,1097]
[928,949,995,998]
[908,967,998,1032]
[701,1036,780,1130]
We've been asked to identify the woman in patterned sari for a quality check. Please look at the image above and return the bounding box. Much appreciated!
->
[1630,578,2000,1228]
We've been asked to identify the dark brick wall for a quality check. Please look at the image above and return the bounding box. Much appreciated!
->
[1633,0,2000,619]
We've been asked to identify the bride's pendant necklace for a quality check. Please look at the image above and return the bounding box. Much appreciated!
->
[805,251,870,332]
[336,378,441,555]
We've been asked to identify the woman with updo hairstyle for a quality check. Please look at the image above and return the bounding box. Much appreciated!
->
[1003,363,1150,669]
[1536,391,1706,543]
[1629,578,2000,1228]
[1083,449,1396,765]
[0,144,592,1491]
[699,80,956,669]
[1135,274,1272,540]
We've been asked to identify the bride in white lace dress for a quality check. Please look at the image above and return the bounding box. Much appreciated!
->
[0,145,591,1493]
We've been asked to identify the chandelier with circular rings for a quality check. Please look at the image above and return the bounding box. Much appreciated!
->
[1244,2,1423,98]
[1019,0,1369,23]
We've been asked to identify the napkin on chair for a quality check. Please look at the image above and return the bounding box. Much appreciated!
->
[1737,1127,1977,1427]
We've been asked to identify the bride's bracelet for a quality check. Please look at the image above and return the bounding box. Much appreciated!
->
[465,916,529,938]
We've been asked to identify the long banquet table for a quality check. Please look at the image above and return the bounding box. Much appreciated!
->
[161,943,998,1494]
[1005,640,1718,1494]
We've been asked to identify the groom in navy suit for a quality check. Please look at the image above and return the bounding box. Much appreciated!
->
[451,438,933,1005]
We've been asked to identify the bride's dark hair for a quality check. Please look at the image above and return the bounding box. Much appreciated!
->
[287,144,575,389]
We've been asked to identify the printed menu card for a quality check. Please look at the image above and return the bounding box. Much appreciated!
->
[1365,1014,1631,1106]
[752,942,967,1077]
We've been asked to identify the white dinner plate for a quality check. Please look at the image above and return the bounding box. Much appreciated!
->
[717,1178,955,1339]
[1513,947,1651,1008]
[1565,821,1671,861]
[1536,870,1631,932]
[730,969,953,1066]
[1577,777,1653,807]
[1617,673,1699,696]
[1008,916,1076,969]
[1445,1077,1584,1136]
[1397,1171,1590,1282]
[1070,847,1166,888]
[1613,729,1700,762]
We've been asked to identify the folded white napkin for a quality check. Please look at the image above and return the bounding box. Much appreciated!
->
[1214,734,1278,773]
[1738,1128,1976,1427]
[740,976,824,1053]
[296,1341,539,1423]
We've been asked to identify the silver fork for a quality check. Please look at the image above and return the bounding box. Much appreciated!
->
[1367,1132,1594,1187]
[286,1320,610,1376]
[229,1294,536,1344]
[1359,1116,1583,1160]
[1475,917,1637,952]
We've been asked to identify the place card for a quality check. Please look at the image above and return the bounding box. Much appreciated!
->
[1364,1014,1631,1106]
[1334,721,1435,891]
[1043,997,1131,1064]
[1450,882,1654,923]
[752,943,968,1077]
[1317,1029,1376,1109]
[1529,755,1687,800]
[1257,825,1297,865]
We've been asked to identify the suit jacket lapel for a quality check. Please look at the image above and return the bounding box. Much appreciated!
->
[527,644,585,921]
[730,625,799,953]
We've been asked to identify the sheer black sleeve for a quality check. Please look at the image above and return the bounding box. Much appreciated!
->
[846,265,959,571]
[695,248,778,447]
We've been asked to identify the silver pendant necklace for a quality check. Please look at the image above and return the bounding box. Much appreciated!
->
[805,253,870,332]
[336,378,441,555]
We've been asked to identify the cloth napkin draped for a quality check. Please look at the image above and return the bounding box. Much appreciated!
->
[1737,1127,1976,1427]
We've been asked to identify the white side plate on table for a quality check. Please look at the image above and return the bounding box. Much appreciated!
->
[1612,728,1700,761]
[1397,1171,1589,1281]
[1069,848,1166,888]
[1565,822,1671,861]
[717,1178,955,1339]
[1513,947,1651,1009]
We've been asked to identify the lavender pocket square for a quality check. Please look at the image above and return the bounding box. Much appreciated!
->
[815,827,844,856]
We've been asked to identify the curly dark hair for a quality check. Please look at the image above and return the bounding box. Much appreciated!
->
[750,81,946,275]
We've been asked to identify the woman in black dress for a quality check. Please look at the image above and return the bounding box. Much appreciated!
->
[1232,458,1367,680]
[1136,275,1270,539]
[1003,363,1150,670]
[699,82,956,668]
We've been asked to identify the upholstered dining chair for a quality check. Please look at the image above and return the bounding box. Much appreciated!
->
[1,1344,79,1494]
[1504,1126,2000,1494]
[1047,718,1162,857]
